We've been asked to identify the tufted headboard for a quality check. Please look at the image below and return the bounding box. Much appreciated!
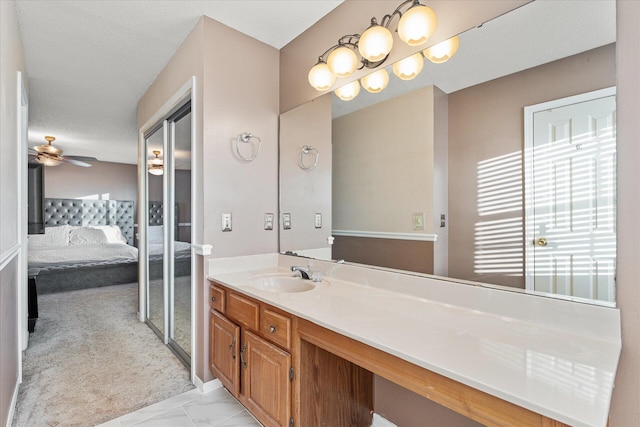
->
[44,198,135,245]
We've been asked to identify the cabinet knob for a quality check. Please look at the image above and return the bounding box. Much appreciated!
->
[536,237,548,247]
[269,325,276,333]
[211,296,216,302]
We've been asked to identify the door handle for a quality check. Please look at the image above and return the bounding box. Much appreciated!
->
[535,237,548,247]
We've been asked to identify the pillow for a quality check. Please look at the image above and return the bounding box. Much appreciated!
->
[89,225,127,244]
[69,227,110,246]
[28,225,71,248]
[148,225,164,244]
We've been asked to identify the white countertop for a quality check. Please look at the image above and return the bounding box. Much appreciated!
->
[208,254,621,427]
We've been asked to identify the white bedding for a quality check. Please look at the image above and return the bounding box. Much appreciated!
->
[28,243,138,265]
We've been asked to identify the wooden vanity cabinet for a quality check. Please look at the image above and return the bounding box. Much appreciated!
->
[209,281,293,427]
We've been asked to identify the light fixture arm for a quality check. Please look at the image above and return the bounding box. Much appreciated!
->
[380,0,417,29]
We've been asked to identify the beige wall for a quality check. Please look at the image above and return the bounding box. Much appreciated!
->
[44,160,137,206]
[0,0,26,425]
[448,44,615,288]
[611,1,640,425]
[138,16,279,384]
[279,94,332,253]
[279,0,528,113]
[333,86,436,234]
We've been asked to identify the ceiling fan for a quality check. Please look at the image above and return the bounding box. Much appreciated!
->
[28,136,97,167]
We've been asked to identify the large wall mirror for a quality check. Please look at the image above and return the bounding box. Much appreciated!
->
[279,0,617,306]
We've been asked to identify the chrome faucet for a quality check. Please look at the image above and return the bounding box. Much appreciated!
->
[291,265,311,280]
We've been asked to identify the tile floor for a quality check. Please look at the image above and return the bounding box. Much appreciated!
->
[96,384,262,427]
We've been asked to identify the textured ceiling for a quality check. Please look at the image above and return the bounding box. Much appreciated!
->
[15,0,344,164]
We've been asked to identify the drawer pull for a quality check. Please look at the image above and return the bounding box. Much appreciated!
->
[211,296,216,302]
[269,325,277,333]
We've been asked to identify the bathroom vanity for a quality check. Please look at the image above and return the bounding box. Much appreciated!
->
[208,254,621,427]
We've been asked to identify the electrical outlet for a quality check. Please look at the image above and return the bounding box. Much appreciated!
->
[222,213,232,232]
[440,213,446,228]
[282,213,291,230]
[314,213,322,229]
[264,213,274,230]
[413,212,425,230]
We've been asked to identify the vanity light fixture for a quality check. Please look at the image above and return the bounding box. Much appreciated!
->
[361,68,390,93]
[308,0,437,92]
[148,150,163,176]
[423,35,460,63]
[334,80,361,101]
[392,52,424,81]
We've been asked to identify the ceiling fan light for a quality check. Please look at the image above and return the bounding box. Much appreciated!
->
[308,60,336,91]
[423,35,460,64]
[35,154,62,167]
[327,46,358,78]
[398,3,438,47]
[358,22,393,62]
[335,80,361,101]
[392,53,424,81]
[148,150,164,175]
[361,68,389,93]
[148,165,164,176]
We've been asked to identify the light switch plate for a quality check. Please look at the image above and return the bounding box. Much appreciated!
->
[413,212,425,230]
[264,213,274,230]
[222,213,232,232]
[314,213,322,229]
[282,213,291,230]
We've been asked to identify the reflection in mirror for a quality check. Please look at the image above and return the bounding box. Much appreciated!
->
[146,128,165,336]
[279,0,617,305]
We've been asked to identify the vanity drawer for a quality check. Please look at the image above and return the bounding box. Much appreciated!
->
[226,291,260,331]
[261,307,291,350]
[209,284,225,313]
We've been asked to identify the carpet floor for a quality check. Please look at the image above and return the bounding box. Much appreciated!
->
[12,282,195,427]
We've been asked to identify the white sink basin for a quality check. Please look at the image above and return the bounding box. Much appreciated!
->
[247,274,323,293]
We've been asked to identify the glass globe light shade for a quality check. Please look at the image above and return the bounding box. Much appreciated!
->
[334,80,361,101]
[360,68,389,93]
[327,46,358,78]
[308,61,336,91]
[35,154,62,167]
[358,23,393,62]
[423,36,460,64]
[392,53,424,81]
[398,4,437,47]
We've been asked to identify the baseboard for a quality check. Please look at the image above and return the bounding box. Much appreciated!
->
[193,375,223,394]
[5,380,20,427]
[371,413,397,427]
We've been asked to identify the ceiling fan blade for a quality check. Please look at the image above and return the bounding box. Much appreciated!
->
[64,155,98,162]
[63,158,92,167]
[28,147,38,154]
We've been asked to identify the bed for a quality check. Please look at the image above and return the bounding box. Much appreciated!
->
[28,198,192,294]
[28,198,138,294]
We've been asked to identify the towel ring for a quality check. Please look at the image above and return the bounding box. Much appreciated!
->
[299,145,319,171]
[235,132,262,162]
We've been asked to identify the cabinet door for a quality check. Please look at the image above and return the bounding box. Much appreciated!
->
[210,310,240,397]
[242,330,291,427]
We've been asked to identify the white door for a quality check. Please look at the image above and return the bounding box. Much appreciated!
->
[525,88,616,303]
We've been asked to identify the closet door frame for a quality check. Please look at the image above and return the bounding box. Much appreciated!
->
[138,77,196,380]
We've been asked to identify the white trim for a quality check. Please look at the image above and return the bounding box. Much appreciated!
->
[193,244,212,256]
[523,86,617,292]
[370,413,397,427]
[332,230,438,242]
[0,244,20,271]
[5,380,20,427]
[193,376,223,394]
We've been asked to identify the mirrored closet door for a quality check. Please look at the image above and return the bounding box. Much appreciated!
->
[143,101,192,367]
